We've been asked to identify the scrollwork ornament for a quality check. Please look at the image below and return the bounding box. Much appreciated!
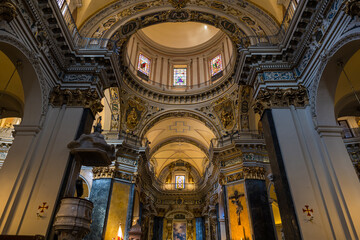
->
[0,0,17,23]
[345,0,360,17]
[253,85,309,116]
[168,0,189,9]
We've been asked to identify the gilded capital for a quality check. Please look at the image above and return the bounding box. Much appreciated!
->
[243,166,266,180]
[253,85,309,115]
[345,0,360,17]
[49,86,104,116]
[0,0,17,23]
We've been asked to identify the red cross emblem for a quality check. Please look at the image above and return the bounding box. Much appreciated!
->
[302,205,313,216]
[38,202,48,213]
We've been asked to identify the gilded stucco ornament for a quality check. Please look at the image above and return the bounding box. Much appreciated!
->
[226,166,266,183]
[213,97,235,130]
[253,85,309,116]
[125,97,146,130]
[0,0,17,22]
[239,85,252,130]
[92,166,135,181]
[345,0,360,17]
[168,0,189,9]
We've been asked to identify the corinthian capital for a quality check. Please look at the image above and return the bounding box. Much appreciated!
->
[345,0,360,17]
[0,0,17,22]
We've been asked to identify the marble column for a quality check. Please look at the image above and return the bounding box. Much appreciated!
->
[262,109,301,240]
[84,178,112,240]
[245,179,276,240]
[195,217,205,240]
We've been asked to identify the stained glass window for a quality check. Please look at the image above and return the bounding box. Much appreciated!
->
[175,175,185,189]
[210,54,223,76]
[57,0,65,7]
[137,54,151,76]
[174,68,187,86]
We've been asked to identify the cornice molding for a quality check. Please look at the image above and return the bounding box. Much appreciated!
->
[135,30,226,55]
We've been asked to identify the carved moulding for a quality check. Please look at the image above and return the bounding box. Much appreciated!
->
[53,197,93,240]
[224,166,266,184]
[49,86,103,116]
[0,0,17,22]
[139,110,221,140]
[253,85,309,116]
[68,132,115,166]
[309,32,360,118]
[111,9,249,49]
[168,0,189,9]
[345,0,360,17]
[0,33,49,116]
[92,166,135,182]
[212,96,236,131]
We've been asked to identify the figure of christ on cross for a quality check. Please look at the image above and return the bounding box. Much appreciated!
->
[229,190,245,225]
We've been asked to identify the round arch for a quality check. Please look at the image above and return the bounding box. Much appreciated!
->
[165,209,194,219]
[139,109,221,140]
[149,136,209,158]
[0,33,44,125]
[313,32,360,126]
[79,1,279,45]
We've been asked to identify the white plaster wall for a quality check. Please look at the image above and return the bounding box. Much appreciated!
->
[271,106,360,239]
[0,106,84,235]
[126,33,234,89]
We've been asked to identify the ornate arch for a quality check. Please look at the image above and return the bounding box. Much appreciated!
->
[165,209,194,219]
[79,1,280,47]
[310,30,360,124]
[149,135,209,158]
[0,31,48,124]
[139,109,221,139]
[157,160,202,184]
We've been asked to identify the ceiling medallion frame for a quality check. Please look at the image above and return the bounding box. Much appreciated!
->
[168,0,189,9]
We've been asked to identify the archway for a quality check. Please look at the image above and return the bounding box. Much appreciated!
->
[0,36,43,126]
[0,37,43,169]
[314,34,360,126]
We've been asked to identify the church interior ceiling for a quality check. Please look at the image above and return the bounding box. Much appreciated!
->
[77,0,282,47]
[143,117,215,175]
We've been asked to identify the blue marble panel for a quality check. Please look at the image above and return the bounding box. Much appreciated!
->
[85,178,112,240]
[196,217,205,240]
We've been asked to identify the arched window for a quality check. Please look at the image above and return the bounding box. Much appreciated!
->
[137,53,151,78]
[175,175,185,189]
[210,54,223,77]
[174,67,187,86]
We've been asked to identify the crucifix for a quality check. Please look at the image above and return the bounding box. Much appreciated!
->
[229,190,245,225]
